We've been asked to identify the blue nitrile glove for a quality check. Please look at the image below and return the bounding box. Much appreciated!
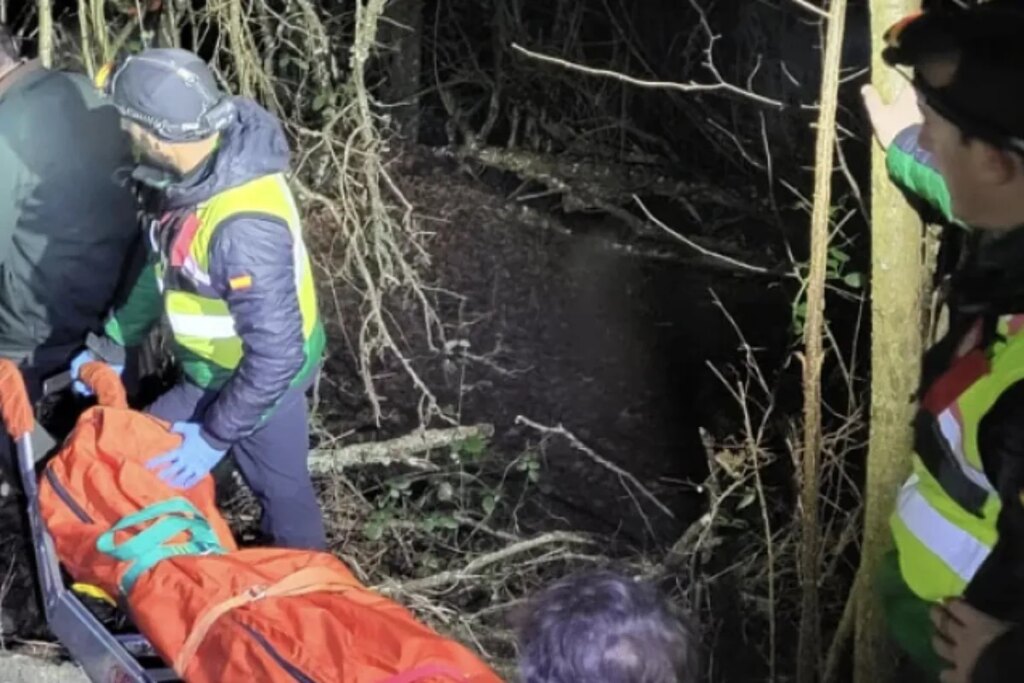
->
[145,422,227,489]
[70,350,125,397]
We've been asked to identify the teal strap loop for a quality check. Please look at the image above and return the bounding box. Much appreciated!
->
[96,497,226,595]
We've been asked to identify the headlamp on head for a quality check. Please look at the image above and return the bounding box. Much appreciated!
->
[91,49,236,143]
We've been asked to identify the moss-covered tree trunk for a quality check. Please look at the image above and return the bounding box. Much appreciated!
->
[853,1,924,681]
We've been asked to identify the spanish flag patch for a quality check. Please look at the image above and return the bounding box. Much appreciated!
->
[229,274,253,291]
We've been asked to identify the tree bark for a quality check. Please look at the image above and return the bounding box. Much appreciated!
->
[853,1,925,682]
[37,0,54,67]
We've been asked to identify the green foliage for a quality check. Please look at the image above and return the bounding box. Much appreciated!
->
[358,434,541,547]
[791,243,863,336]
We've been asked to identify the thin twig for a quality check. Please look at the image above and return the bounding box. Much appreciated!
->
[375,531,593,594]
[787,0,829,19]
[510,42,784,109]
[633,196,772,275]
[514,415,675,520]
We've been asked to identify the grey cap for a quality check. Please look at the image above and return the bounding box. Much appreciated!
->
[107,48,236,142]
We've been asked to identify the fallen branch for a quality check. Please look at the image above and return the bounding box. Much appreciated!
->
[514,416,675,521]
[375,531,593,594]
[441,144,760,216]
[310,424,495,472]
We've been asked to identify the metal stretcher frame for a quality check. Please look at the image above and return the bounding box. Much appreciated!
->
[15,409,181,682]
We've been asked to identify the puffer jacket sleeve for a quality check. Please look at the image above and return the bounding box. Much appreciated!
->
[199,214,306,449]
[886,124,956,224]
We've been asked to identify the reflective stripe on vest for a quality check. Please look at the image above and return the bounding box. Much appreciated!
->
[895,474,991,584]
[892,313,1024,602]
[159,173,323,387]
[166,311,236,339]
[935,406,995,496]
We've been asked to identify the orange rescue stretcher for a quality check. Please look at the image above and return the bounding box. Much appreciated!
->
[0,358,503,683]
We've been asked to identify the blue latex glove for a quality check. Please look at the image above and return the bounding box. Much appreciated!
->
[146,422,227,489]
[70,349,125,397]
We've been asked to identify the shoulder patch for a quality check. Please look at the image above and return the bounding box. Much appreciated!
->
[229,274,253,291]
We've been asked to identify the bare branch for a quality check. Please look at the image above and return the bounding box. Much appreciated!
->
[787,0,829,19]
[510,42,784,109]
[375,531,594,595]
[309,424,495,471]
[633,196,772,275]
[515,415,675,521]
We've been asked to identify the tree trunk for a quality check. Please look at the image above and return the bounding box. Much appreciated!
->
[797,2,848,681]
[853,1,925,682]
[37,0,54,67]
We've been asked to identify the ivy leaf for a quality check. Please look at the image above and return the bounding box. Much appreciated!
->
[459,435,487,457]
[482,494,497,516]
[829,247,851,263]
[843,272,863,289]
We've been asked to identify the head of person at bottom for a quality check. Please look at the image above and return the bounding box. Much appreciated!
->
[515,569,699,683]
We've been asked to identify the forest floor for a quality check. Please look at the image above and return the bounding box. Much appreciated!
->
[0,146,798,680]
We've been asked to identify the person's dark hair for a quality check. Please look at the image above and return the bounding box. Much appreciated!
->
[515,570,699,683]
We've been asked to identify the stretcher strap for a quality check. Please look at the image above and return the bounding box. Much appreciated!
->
[174,566,360,676]
[96,498,227,595]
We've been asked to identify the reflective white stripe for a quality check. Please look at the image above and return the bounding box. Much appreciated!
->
[183,255,211,286]
[896,475,991,582]
[937,407,996,494]
[167,311,236,339]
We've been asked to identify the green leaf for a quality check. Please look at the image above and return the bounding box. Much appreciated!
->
[737,489,757,511]
[828,248,851,263]
[459,435,487,457]
[437,515,460,530]
[312,93,328,111]
[482,494,497,516]
[363,521,384,541]
[843,272,863,288]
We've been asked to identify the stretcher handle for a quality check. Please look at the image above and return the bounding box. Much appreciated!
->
[77,361,128,409]
[0,359,33,439]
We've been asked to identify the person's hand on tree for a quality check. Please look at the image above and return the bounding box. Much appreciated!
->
[861,83,923,149]
[931,598,1012,683]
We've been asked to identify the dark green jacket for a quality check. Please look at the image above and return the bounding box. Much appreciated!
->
[0,61,139,370]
